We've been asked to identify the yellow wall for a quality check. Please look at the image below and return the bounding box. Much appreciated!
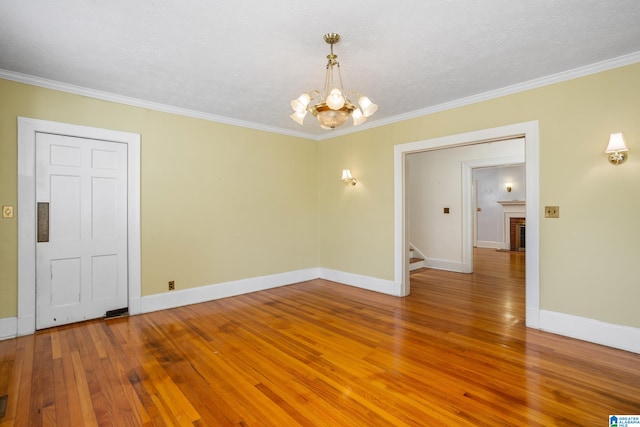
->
[0,79,318,317]
[318,62,640,328]
[2,62,639,330]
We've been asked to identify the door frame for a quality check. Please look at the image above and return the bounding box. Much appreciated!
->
[463,154,526,259]
[17,117,141,335]
[394,120,540,328]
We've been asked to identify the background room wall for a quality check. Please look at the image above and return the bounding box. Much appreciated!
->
[0,79,318,321]
[2,61,639,344]
[406,140,525,270]
[474,164,526,247]
[318,62,640,330]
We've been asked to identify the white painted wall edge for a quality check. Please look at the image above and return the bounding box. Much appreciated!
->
[141,267,398,313]
[3,272,638,355]
[0,317,17,340]
[3,267,395,339]
[539,310,640,354]
[475,241,503,249]
[423,258,465,273]
[141,268,321,313]
[319,268,399,296]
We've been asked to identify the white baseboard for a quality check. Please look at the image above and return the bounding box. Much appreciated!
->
[476,240,503,249]
[526,307,540,329]
[6,271,638,355]
[539,309,640,354]
[423,257,465,273]
[140,268,320,314]
[0,317,17,340]
[319,268,400,296]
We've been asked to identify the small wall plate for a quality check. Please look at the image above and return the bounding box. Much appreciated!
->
[2,205,14,219]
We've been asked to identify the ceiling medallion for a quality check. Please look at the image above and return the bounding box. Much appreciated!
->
[290,33,378,129]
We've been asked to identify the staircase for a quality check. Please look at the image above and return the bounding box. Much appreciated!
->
[409,246,425,271]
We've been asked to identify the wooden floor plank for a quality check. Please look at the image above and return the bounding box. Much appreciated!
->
[1,248,639,425]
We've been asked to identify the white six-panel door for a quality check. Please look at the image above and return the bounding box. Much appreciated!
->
[35,132,128,329]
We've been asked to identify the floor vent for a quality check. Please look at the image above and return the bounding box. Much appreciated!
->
[105,307,129,318]
[0,394,8,418]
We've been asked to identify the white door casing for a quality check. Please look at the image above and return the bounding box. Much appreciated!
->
[394,120,540,328]
[35,133,128,329]
[18,117,141,336]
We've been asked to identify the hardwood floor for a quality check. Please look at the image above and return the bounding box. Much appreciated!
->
[1,248,639,426]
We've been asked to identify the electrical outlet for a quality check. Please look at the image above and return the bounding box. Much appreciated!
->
[545,206,559,218]
[168,281,175,291]
[2,205,14,219]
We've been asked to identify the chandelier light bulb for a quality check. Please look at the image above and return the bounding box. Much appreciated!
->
[351,108,367,126]
[290,110,307,125]
[358,96,378,117]
[326,88,345,110]
[290,93,311,113]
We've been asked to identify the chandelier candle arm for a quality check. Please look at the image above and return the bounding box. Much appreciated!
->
[289,33,377,129]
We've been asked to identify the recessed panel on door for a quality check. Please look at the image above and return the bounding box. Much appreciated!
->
[92,254,118,302]
[92,177,118,240]
[50,258,81,307]
[50,175,81,241]
[92,148,119,169]
[50,144,81,167]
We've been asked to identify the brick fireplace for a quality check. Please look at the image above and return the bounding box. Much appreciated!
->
[498,200,526,251]
[510,217,526,251]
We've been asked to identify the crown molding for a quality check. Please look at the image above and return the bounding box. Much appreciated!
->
[0,69,315,141]
[2,50,639,142]
[317,50,640,141]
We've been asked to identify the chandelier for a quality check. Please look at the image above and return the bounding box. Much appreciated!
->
[290,33,378,129]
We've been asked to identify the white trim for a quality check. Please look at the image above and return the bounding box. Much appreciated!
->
[319,268,400,296]
[317,50,640,141]
[540,310,640,354]
[423,258,464,273]
[114,267,397,316]
[475,241,503,249]
[141,268,320,314]
[462,154,525,272]
[0,317,18,340]
[394,121,540,328]
[17,117,141,336]
[6,262,395,336]
[0,70,314,141]
[2,51,639,142]
[8,271,639,355]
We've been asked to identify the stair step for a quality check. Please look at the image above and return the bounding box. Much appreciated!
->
[410,256,425,271]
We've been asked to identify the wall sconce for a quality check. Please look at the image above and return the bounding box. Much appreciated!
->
[341,169,357,186]
[505,183,513,192]
[606,132,629,165]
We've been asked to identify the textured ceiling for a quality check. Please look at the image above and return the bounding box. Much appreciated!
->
[1,1,640,139]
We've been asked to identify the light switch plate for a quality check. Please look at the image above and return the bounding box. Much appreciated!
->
[2,205,14,219]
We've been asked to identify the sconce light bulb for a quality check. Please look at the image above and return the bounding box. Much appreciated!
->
[341,169,357,186]
[606,132,629,165]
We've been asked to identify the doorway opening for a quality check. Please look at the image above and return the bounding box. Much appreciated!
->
[394,121,540,328]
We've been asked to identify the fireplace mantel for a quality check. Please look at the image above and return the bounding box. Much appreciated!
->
[497,200,526,206]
